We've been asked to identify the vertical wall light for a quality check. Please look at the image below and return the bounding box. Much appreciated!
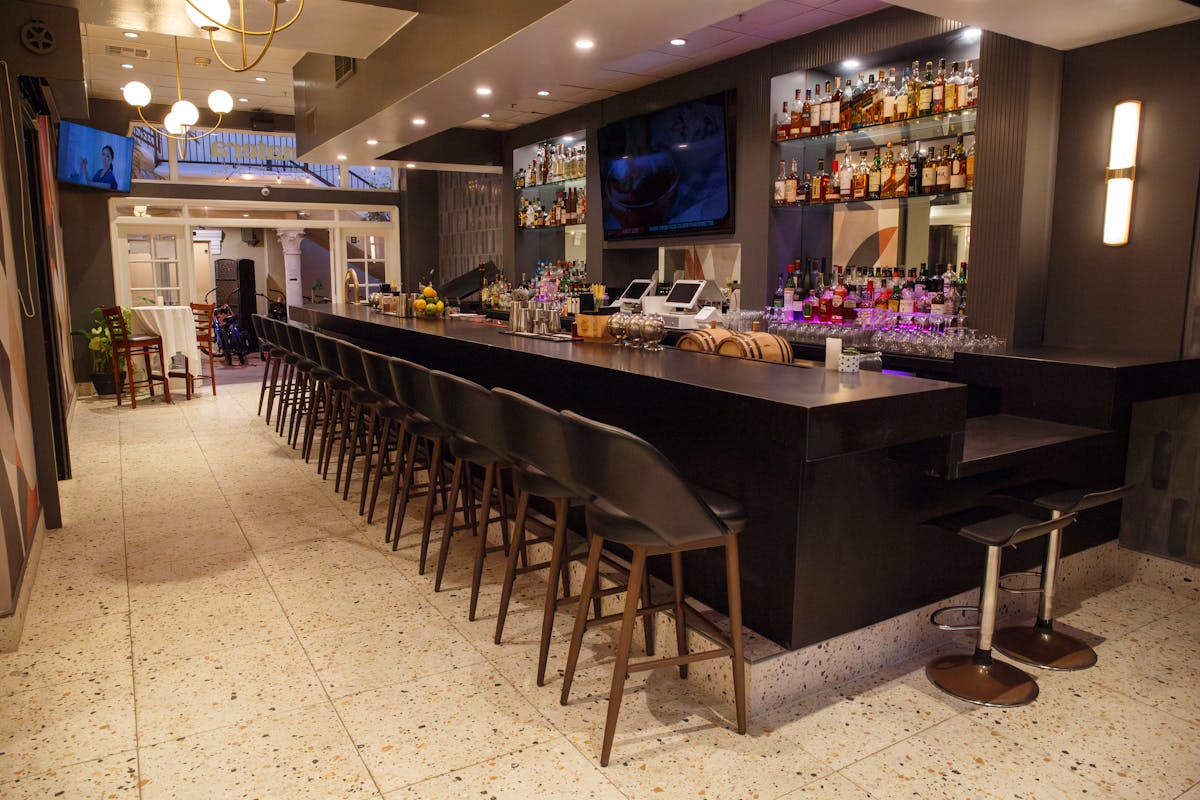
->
[1103,100,1141,246]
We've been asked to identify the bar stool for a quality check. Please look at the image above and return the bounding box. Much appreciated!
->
[386,357,451,566]
[296,326,334,463]
[334,339,386,502]
[359,348,407,520]
[251,314,282,417]
[924,507,1077,707]
[101,305,172,408]
[558,409,749,767]
[313,332,356,481]
[281,324,321,449]
[990,481,1135,670]
[173,302,216,399]
[428,371,515,610]
[492,388,640,687]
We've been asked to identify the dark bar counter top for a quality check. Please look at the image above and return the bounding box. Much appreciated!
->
[293,303,1185,650]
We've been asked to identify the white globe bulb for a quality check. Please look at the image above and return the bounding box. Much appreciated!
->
[122,81,152,107]
[163,112,183,135]
[184,0,231,30]
[172,99,200,126]
[207,89,233,114]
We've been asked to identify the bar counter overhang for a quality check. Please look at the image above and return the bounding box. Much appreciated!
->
[293,303,1194,650]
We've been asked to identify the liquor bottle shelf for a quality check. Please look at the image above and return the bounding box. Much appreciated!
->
[772,188,973,209]
[516,176,587,192]
[775,106,976,148]
[516,222,587,232]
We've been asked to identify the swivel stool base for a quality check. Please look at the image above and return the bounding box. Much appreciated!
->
[993,623,1097,671]
[926,650,1039,707]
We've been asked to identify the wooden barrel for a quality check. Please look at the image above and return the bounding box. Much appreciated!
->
[677,327,737,353]
[717,331,795,364]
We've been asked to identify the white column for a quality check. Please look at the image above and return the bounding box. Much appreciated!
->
[276,228,306,317]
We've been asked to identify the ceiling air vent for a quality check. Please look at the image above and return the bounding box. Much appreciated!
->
[334,55,356,86]
[104,44,150,59]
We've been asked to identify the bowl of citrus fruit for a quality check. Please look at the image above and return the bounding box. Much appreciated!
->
[412,285,445,319]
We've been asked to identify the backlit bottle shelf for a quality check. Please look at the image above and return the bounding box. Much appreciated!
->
[772,188,973,209]
[776,107,976,149]
[515,176,587,192]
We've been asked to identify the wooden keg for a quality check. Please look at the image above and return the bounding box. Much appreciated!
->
[677,326,737,353]
[717,331,796,364]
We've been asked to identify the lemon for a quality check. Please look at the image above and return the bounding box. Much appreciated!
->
[435,300,444,312]
[422,285,437,299]
[413,298,426,312]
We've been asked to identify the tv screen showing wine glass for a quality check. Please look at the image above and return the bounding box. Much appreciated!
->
[56,121,133,193]
[598,91,735,241]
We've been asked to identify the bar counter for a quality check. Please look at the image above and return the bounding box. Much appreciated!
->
[294,303,1138,649]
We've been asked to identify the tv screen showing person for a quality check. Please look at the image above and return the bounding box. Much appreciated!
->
[56,121,133,192]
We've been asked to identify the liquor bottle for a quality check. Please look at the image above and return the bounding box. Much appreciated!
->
[773,273,785,308]
[936,144,952,192]
[775,160,788,206]
[930,280,947,316]
[839,144,853,200]
[776,102,791,141]
[883,67,898,123]
[840,77,855,131]
[829,76,843,132]
[949,136,967,191]
[814,158,830,203]
[921,146,937,194]
[852,152,868,200]
[908,140,922,195]
[964,60,978,106]
[909,60,922,112]
[867,147,882,200]
[791,90,805,138]
[880,143,896,199]
[894,140,910,198]
[799,171,812,205]
[945,61,961,112]
[785,158,800,204]
[831,267,848,324]
[897,66,911,120]
[933,58,947,114]
[783,264,797,317]
[873,69,887,124]
[862,73,877,125]
[919,60,935,116]
[819,80,833,134]
[802,289,817,320]
[800,88,814,136]
[965,139,976,190]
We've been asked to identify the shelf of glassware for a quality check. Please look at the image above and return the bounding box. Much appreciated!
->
[773,188,972,210]
[775,107,976,149]
[516,176,587,192]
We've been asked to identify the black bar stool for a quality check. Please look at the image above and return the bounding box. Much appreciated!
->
[296,326,333,463]
[359,348,407,521]
[492,388,642,686]
[990,481,1135,670]
[252,314,283,418]
[558,409,749,767]
[283,324,322,450]
[266,318,303,435]
[312,332,356,481]
[925,507,1077,707]
[334,339,386,503]
[428,371,514,612]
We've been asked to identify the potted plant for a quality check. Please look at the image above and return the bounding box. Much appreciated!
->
[71,306,129,396]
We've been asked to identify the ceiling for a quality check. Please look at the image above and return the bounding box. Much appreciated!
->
[887,0,1200,50]
[75,0,416,116]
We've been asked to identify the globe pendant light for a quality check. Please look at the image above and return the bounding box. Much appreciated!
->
[182,0,305,73]
[123,37,230,154]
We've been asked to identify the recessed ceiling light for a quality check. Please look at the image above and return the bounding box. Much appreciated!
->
[238,97,248,102]
[254,76,267,83]
[412,117,426,125]
[405,163,416,168]
[241,173,254,180]
[961,27,982,42]
[574,39,594,50]
[843,59,860,69]
[481,113,491,118]
[366,138,378,145]
[304,178,311,184]
[562,136,575,143]
[121,63,134,70]
[537,90,551,97]
[336,154,347,160]
[669,38,687,46]
[242,213,249,217]
[123,31,139,39]
[475,87,492,96]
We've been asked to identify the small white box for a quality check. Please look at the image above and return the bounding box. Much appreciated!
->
[839,353,861,373]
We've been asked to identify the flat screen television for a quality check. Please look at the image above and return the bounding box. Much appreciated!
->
[56,121,133,192]
[598,90,735,240]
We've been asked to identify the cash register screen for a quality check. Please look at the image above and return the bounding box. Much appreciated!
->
[665,281,702,306]
[620,280,652,300]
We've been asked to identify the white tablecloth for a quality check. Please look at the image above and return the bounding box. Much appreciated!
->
[130,306,203,370]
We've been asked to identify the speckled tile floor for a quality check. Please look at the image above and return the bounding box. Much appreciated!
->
[2,381,1198,799]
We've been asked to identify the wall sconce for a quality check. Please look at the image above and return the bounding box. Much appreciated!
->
[1103,100,1141,246]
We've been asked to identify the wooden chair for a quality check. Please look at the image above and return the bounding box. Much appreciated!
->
[170,303,217,399]
[101,305,172,409]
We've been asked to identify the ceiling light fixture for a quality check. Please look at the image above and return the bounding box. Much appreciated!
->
[241,173,254,179]
[669,38,687,46]
[121,63,134,70]
[254,76,266,82]
[574,39,594,50]
[412,117,426,126]
[537,90,551,96]
[481,113,491,118]
[336,154,347,160]
[475,87,492,96]
[843,59,860,69]
[182,0,304,74]
[122,36,231,154]
[961,27,982,42]
[123,31,139,39]
[366,138,378,145]
[238,97,248,102]
[405,163,416,168]
[562,136,575,143]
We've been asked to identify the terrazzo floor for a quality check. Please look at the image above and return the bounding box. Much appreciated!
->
[3,380,1198,799]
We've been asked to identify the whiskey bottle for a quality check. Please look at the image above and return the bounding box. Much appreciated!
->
[829,77,843,132]
[801,88,814,136]
[965,139,976,190]
[919,60,935,116]
[873,69,887,124]
[785,159,800,204]
[936,144,952,192]
[774,159,788,205]
[799,171,812,205]
[921,145,937,194]
[897,66,911,120]
[880,143,896,199]
[867,147,882,200]
[933,58,947,114]
[791,90,804,138]
[840,77,855,131]
[945,61,961,112]
[827,157,840,202]
[776,102,791,141]
[814,158,830,203]
[908,140,922,195]
[894,140,910,198]
[949,136,967,191]
[852,152,868,200]
[819,80,833,134]
[849,72,866,129]
[839,144,853,200]
[964,60,978,106]
[882,68,898,123]
[860,73,877,126]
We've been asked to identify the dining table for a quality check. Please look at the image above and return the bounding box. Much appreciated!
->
[129,305,202,375]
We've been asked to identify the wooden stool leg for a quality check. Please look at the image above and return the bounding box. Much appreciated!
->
[111,346,123,406]
[561,535,605,707]
[158,346,171,403]
[258,353,272,414]
[494,489,530,645]
[334,399,357,493]
[601,546,646,767]
[144,350,155,398]
[125,350,137,409]
[536,498,570,686]
[265,355,282,423]
[642,567,656,657]
[468,462,497,621]
[391,432,420,548]
[725,535,747,734]
[366,417,392,522]
[670,551,689,678]
[417,438,443,570]
[208,345,216,396]
[434,457,465,591]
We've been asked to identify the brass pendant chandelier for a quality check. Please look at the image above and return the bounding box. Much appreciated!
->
[123,37,231,152]
[183,0,305,73]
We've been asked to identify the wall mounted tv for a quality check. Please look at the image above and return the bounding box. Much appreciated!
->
[598,90,735,241]
[56,121,133,193]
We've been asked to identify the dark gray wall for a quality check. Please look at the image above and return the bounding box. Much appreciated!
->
[399,168,439,289]
[1042,22,1200,359]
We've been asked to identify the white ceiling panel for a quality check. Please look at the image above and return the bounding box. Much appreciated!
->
[710,0,823,34]
[648,26,743,56]
[602,50,692,76]
[765,8,848,40]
